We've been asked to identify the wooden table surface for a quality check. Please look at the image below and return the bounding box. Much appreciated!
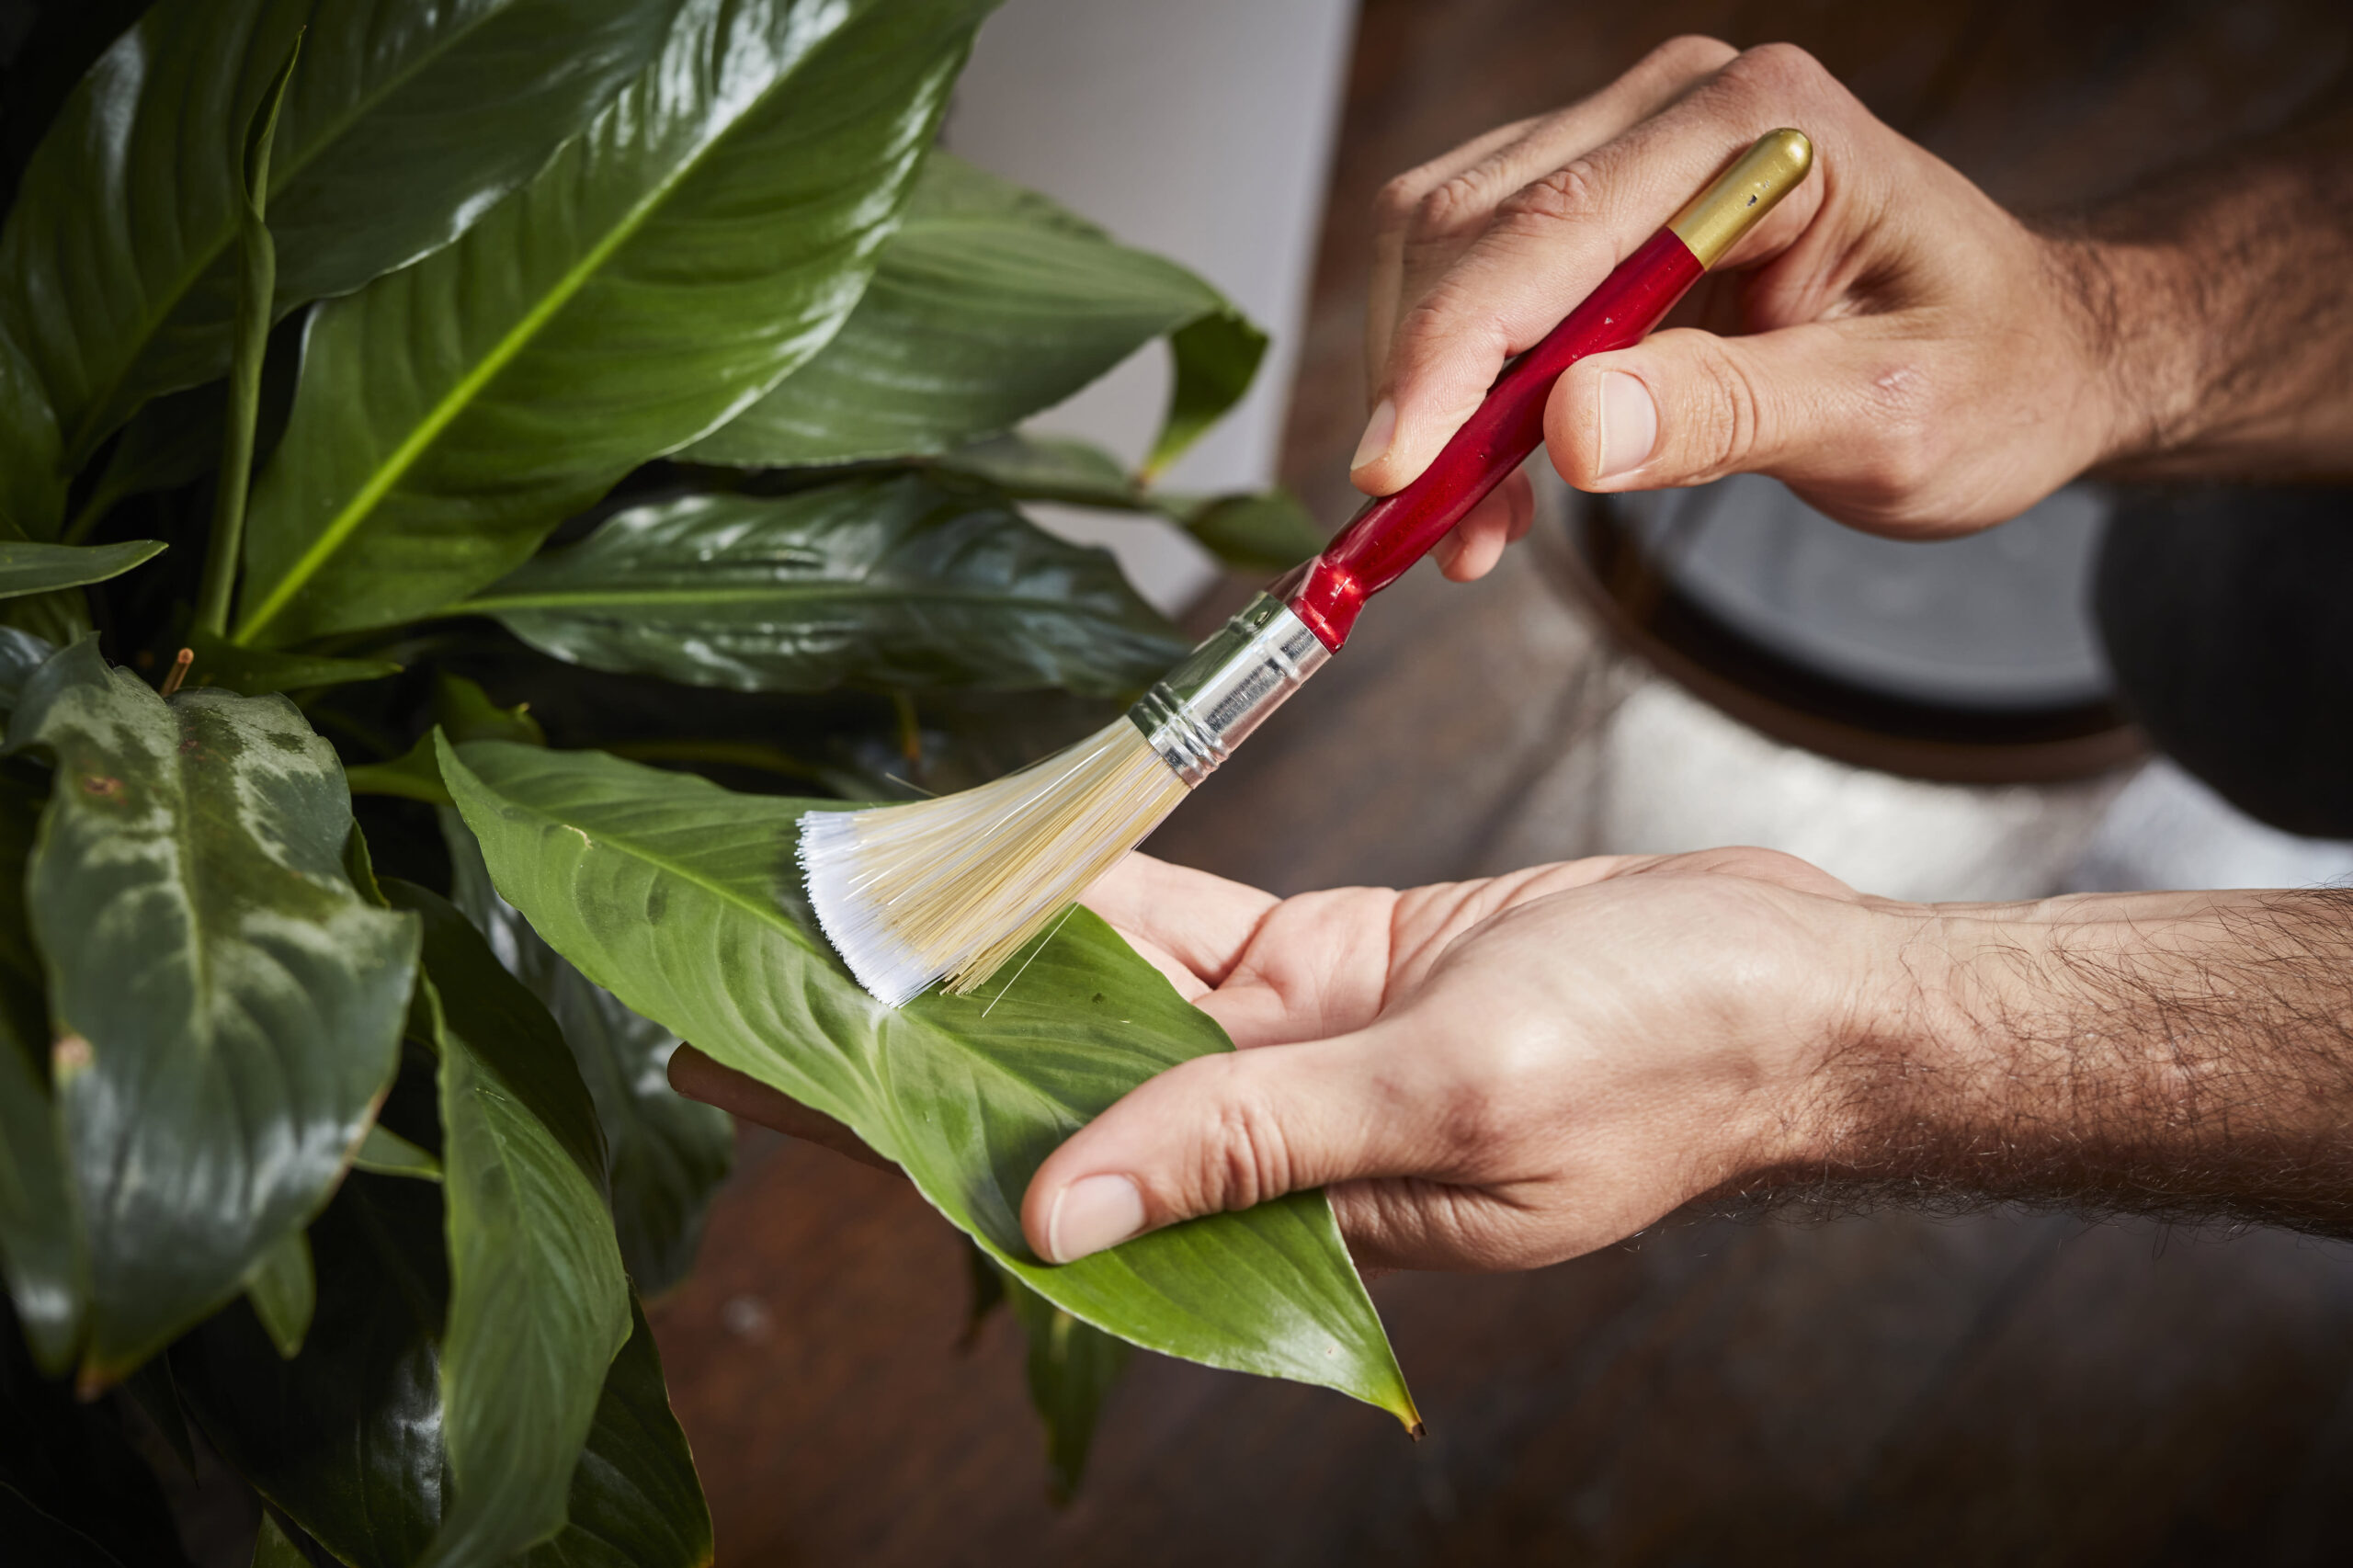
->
[650,4,2353,1562]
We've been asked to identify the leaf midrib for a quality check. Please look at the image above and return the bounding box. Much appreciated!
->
[232,2,876,645]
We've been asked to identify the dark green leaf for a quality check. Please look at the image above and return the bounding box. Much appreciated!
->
[176,1175,450,1568]
[122,1356,199,1477]
[353,1123,443,1183]
[1002,1263,1131,1501]
[252,1514,307,1568]
[683,153,1254,471]
[181,628,401,699]
[346,674,539,804]
[0,539,165,601]
[0,1297,191,1568]
[233,0,991,647]
[0,774,80,1373]
[4,639,420,1380]
[516,1295,712,1568]
[463,474,1187,696]
[179,1174,709,1568]
[0,587,91,652]
[1166,488,1324,574]
[444,809,731,1294]
[388,881,630,1568]
[0,324,63,540]
[929,434,1325,573]
[63,383,227,546]
[440,739,1418,1426]
[0,0,681,465]
[244,1231,315,1360]
[1147,312,1267,481]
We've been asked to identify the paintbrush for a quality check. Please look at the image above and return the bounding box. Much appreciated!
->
[803,129,1815,1006]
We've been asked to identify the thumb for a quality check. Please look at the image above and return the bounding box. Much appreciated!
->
[1548,322,1938,520]
[1020,1032,1420,1265]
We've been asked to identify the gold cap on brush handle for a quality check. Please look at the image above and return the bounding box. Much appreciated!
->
[1666,128,1814,270]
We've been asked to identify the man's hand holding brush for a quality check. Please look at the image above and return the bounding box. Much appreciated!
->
[676,40,2353,1266]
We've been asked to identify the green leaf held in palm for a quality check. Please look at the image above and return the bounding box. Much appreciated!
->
[3,638,420,1381]
[684,153,1265,474]
[439,737,1419,1429]
[234,0,995,648]
[461,472,1187,697]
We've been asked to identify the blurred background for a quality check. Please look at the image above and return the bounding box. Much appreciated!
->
[649,1,2353,1562]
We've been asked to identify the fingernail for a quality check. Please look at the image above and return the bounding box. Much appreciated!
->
[1597,371,1657,480]
[1044,1173,1145,1264]
[1350,398,1396,473]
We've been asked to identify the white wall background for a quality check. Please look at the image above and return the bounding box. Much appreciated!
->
[941,0,1358,615]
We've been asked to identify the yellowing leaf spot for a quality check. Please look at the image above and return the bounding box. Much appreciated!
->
[80,775,120,797]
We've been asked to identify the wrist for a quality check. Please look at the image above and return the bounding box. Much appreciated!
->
[2035,230,2203,476]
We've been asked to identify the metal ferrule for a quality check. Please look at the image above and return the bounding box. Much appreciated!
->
[1127,594,1332,787]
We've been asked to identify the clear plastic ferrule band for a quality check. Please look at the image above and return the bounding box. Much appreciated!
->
[1126,594,1332,788]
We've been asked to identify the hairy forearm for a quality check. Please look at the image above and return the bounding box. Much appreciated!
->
[1780,891,2353,1235]
[2050,99,2353,480]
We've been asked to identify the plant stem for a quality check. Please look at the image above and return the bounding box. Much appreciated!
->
[195,35,300,640]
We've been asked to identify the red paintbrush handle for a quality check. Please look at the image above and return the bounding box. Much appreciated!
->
[1283,128,1815,653]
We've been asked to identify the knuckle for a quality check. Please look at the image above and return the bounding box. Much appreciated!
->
[1493,158,1607,234]
[1372,170,1430,235]
[1722,40,1831,97]
[1853,361,1945,499]
[1687,339,1769,473]
[1194,1059,1294,1212]
[1645,33,1740,78]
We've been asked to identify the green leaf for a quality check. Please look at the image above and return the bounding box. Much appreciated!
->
[0,324,63,540]
[244,1230,315,1361]
[929,434,1325,573]
[195,32,301,640]
[388,881,631,1568]
[1002,1263,1131,1501]
[0,775,81,1373]
[175,1174,451,1568]
[233,0,992,647]
[346,674,540,805]
[1165,488,1324,574]
[62,383,226,546]
[515,1295,711,1568]
[683,153,1257,472]
[251,1514,307,1568]
[1146,312,1267,481]
[444,808,732,1294]
[180,628,401,699]
[177,1174,709,1568]
[0,0,681,466]
[462,474,1187,696]
[0,540,165,601]
[0,589,92,653]
[440,738,1418,1426]
[3,638,420,1381]
[353,1122,442,1182]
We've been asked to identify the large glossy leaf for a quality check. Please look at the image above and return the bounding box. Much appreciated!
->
[176,1174,709,1568]
[441,738,1418,1426]
[444,810,731,1294]
[233,0,992,648]
[682,153,1263,472]
[462,474,1186,696]
[0,324,63,540]
[0,0,680,466]
[0,539,165,601]
[0,775,80,1374]
[3,638,420,1380]
[392,881,631,1568]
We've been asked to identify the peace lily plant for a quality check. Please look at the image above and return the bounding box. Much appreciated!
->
[0,0,1415,1561]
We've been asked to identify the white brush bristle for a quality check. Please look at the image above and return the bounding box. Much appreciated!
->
[800,718,1189,1006]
